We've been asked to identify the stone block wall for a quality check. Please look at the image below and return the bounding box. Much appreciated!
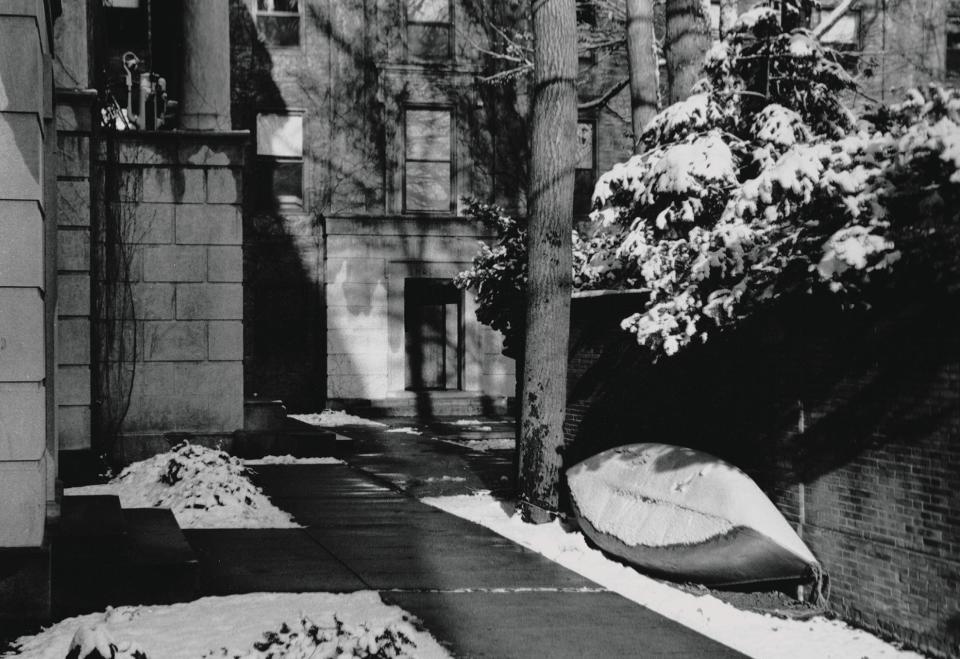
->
[325,217,514,403]
[563,292,960,657]
[96,133,247,439]
[55,91,96,451]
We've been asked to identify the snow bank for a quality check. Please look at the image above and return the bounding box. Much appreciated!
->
[290,410,386,428]
[243,455,346,466]
[440,438,513,452]
[6,592,449,659]
[422,492,922,659]
[65,443,299,529]
[386,426,423,435]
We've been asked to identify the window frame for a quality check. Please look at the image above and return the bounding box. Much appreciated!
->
[404,0,455,61]
[401,104,456,215]
[574,116,598,218]
[948,4,960,79]
[253,0,303,49]
[254,110,306,211]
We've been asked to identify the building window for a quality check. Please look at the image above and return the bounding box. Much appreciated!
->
[404,108,454,213]
[406,0,452,60]
[255,113,304,210]
[255,0,300,48]
[949,3,960,77]
[574,120,597,217]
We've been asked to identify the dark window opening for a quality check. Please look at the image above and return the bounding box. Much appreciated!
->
[949,4,960,77]
[256,0,301,47]
[404,108,454,213]
[406,0,452,59]
[404,278,462,391]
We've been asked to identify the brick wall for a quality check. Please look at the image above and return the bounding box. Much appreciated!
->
[564,292,960,657]
[96,133,247,440]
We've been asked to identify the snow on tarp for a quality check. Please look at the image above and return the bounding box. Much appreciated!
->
[6,592,449,659]
[567,443,820,588]
[65,443,299,529]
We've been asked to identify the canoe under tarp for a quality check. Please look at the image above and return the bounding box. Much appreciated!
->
[567,443,821,588]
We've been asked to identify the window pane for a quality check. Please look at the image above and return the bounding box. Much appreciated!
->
[257,15,300,47]
[948,49,960,76]
[408,24,451,59]
[255,158,303,209]
[407,0,449,23]
[406,110,451,160]
[257,114,303,157]
[406,161,451,211]
[576,122,594,170]
[258,0,299,12]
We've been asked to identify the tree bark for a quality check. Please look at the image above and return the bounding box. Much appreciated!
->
[664,0,712,104]
[718,0,739,38]
[518,0,577,523]
[625,0,660,149]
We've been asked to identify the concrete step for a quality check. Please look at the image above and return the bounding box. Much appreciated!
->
[232,427,346,459]
[122,508,199,604]
[331,394,514,419]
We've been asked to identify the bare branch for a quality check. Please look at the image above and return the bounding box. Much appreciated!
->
[578,77,629,110]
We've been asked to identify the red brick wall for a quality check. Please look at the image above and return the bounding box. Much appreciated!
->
[564,292,960,657]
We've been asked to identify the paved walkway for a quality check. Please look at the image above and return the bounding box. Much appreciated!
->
[185,418,745,658]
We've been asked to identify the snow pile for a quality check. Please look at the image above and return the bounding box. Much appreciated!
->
[243,456,346,466]
[440,438,513,452]
[291,410,387,428]
[66,443,299,529]
[386,427,423,436]
[6,593,449,659]
[66,624,147,659]
[422,492,923,659]
[202,615,419,658]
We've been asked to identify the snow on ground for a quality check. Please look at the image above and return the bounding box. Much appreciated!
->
[290,410,387,428]
[423,491,924,659]
[243,455,346,466]
[5,592,450,659]
[440,438,514,452]
[386,426,423,435]
[65,443,299,529]
[449,420,493,431]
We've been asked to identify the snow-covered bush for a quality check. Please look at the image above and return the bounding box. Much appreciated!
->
[203,615,418,659]
[65,625,147,659]
[590,0,960,357]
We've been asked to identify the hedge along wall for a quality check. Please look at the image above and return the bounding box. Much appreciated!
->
[563,292,959,658]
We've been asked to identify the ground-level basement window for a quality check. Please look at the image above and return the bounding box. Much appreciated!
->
[255,112,304,210]
[255,0,301,47]
[403,107,454,213]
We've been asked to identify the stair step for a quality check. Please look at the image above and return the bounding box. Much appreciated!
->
[232,429,344,459]
[58,495,126,539]
[123,508,197,567]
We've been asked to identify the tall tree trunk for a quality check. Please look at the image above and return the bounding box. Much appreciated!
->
[518,0,577,523]
[625,0,660,150]
[664,0,712,104]
[718,0,739,38]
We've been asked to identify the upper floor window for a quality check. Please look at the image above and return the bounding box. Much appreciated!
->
[255,112,304,210]
[949,2,960,77]
[404,108,454,213]
[574,119,597,217]
[256,0,301,47]
[406,0,453,60]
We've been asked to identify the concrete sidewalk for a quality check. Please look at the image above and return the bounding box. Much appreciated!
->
[184,441,744,658]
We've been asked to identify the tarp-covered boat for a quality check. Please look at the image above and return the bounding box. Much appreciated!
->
[567,443,820,587]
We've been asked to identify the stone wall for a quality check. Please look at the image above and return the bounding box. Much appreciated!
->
[96,133,247,442]
[563,292,960,657]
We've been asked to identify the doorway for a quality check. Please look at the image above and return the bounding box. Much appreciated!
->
[404,278,462,391]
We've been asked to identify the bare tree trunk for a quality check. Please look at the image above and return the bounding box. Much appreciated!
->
[664,0,712,104]
[625,0,660,149]
[718,0,739,38]
[518,0,577,523]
